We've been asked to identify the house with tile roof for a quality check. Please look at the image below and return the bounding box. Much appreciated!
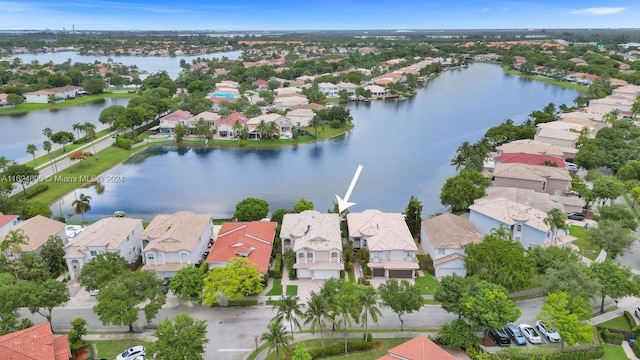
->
[216,112,248,138]
[469,197,571,249]
[337,81,358,96]
[189,111,220,130]
[64,217,143,280]
[378,334,458,360]
[159,109,193,134]
[3,215,67,260]
[318,82,339,98]
[494,152,565,168]
[0,212,19,236]
[274,93,309,110]
[534,127,581,148]
[280,211,342,280]
[347,210,419,279]
[141,211,214,279]
[421,213,484,278]
[486,187,584,214]
[492,162,572,196]
[286,108,314,127]
[0,323,71,360]
[206,221,276,274]
[496,139,566,158]
[559,111,605,130]
[0,93,15,108]
[24,85,81,104]
[247,113,293,139]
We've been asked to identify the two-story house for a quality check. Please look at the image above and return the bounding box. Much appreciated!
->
[206,221,276,274]
[347,210,419,279]
[280,211,342,280]
[158,110,193,134]
[64,217,144,280]
[318,82,339,98]
[216,113,248,138]
[141,211,214,279]
[492,163,572,196]
[3,215,67,260]
[421,213,484,278]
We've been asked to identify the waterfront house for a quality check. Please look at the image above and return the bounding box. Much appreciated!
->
[421,213,483,278]
[64,217,144,280]
[492,163,572,196]
[247,113,293,139]
[0,93,14,108]
[2,215,67,260]
[189,111,220,130]
[496,139,576,160]
[559,111,605,130]
[612,84,640,99]
[24,85,81,104]
[318,82,339,98]
[589,95,635,112]
[280,211,342,280]
[159,109,193,134]
[534,128,581,148]
[0,323,71,360]
[494,152,565,167]
[206,221,276,274]
[141,211,214,279]
[216,112,248,138]
[0,212,19,235]
[337,82,358,96]
[486,187,584,214]
[378,334,457,360]
[364,85,390,98]
[347,210,419,279]
[286,108,314,127]
[469,197,571,249]
[274,93,308,110]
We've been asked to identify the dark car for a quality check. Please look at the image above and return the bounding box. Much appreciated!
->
[566,212,585,221]
[160,278,170,295]
[503,324,527,346]
[488,329,511,347]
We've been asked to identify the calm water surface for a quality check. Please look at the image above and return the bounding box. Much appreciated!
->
[0,98,130,162]
[53,63,580,221]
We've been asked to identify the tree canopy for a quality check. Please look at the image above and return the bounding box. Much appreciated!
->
[537,292,593,348]
[440,170,491,211]
[169,265,205,303]
[78,252,129,291]
[378,279,424,331]
[293,198,314,213]
[587,219,636,257]
[591,260,640,313]
[233,197,269,221]
[146,313,209,360]
[404,195,423,240]
[202,257,265,304]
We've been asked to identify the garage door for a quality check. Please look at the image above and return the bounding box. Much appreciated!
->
[373,268,385,277]
[314,270,338,280]
[388,270,413,278]
[297,269,311,279]
[437,267,462,278]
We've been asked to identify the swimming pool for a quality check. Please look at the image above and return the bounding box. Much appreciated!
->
[210,92,237,99]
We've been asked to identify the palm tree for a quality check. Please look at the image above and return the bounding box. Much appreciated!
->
[232,120,244,138]
[26,144,37,167]
[465,154,485,172]
[303,291,328,349]
[60,135,70,152]
[261,320,290,359]
[256,120,268,139]
[450,153,466,170]
[72,193,92,223]
[1,229,28,260]
[42,140,55,173]
[42,127,53,140]
[333,292,357,354]
[85,127,98,155]
[544,208,569,244]
[193,118,211,138]
[267,121,280,139]
[357,286,382,342]
[273,295,303,341]
[490,225,512,241]
[72,123,83,138]
[309,116,322,138]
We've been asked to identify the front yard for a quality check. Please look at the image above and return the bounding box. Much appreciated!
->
[263,338,408,360]
[415,273,440,295]
[90,339,150,359]
[570,225,600,261]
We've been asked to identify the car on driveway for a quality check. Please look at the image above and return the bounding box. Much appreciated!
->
[160,278,170,295]
[565,162,578,171]
[519,324,542,344]
[503,324,527,346]
[635,306,640,318]
[566,212,585,221]
[536,320,561,343]
[116,345,145,360]
[488,329,511,347]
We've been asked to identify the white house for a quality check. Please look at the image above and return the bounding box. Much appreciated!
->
[337,82,358,96]
[64,217,144,280]
[158,110,193,134]
[347,210,419,279]
[24,86,81,104]
[247,113,293,139]
[421,213,484,278]
[2,216,67,260]
[318,82,339,98]
[0,212,20,235]
[364,85,390,98]
[141,211,214,279]
[280,211,342,280]
[286,108,314,127]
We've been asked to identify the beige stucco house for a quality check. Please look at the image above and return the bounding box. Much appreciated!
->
[492,163,572,196]
[3,216,67,260]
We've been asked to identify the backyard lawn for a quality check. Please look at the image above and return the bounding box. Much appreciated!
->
[414,273,440,295]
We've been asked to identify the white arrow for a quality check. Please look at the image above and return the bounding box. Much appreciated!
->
[335,165,363,213]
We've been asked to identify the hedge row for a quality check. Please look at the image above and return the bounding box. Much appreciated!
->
[600,328,624,345]
[25,184,49,199]
[114,136,132,150]
[624,311,635,329]
[307,340,372,359]
[474,348,604,360]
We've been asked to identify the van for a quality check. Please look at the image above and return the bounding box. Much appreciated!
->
[488,329,511,347]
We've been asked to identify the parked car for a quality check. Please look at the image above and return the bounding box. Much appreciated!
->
[566,212,585,221]
[116,345,145,360]
[503,324,527,346]
[88,289,99,296]
[488,329,511,347]
[536,320,561,343]
[519,324,542,344]
[160,278,170,295]
[635,306,640,318]
[565,162,578,171]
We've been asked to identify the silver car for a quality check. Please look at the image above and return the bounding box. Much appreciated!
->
[536,320,561,343]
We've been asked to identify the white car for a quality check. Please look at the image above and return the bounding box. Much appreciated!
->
[88,289,99,296]
[536,320,561,343]
[565,162,578,171]
[635,306,640,318]
[519,324,542,344]
[116,345,145,360]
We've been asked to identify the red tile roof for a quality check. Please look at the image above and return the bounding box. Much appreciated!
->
[377,335,456,360]
[219,113,248,125]
[0,212,19,228]
[494,152,565,167]
[206,221,276,274]
[0,323,71,360]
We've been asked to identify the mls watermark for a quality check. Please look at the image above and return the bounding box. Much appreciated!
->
[1,175,125,184]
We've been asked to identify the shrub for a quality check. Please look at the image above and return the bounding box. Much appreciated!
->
[634,339,640,358]
[25,184,49,199]
[363,333,373,342]
[307,339,373,359]
[600,328,624,345]
[477,348,604,360]
[284,249,296,280]
[340,270,345,279]
[272,253,282,279]
[585,168,603,182]
[417,254,435,275]
[624,311,635,329]
[114,136,132,150]
[72,136,91,145]
[330,119,341,128]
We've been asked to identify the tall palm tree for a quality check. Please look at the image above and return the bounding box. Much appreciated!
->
[60,135,70,152]
[308,116,322,138]
[450,153,466,170]
[42,140,55,173]
[72,193,92,223]
[261,320,290,359]
[544,208,569,244]
[1,229,28,260]
[26,144,37,167]
[273,295,303,341]
[42,127,53,140]
[256,120,268,139]
[490,225,512,241]
[85,127,98,155]
[72,123,83,138]
[333,292,358,354]
[267,121,280,139]
[232,120,244,139]
[303,291,328,349]
[357,286,382,342]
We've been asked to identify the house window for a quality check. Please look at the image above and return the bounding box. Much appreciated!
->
[516,224,522,232]
[362,239,368,248]
[438,249,445,256]
[372,252,379,258]
[180,252,188,263]
[157,252,165,264]
[90,250,97,257]
[147,254,155,260]
[542,181,547,191]
[382,251,389,259]
[406,251,413,258]
[307,252,313,259]
[331,252,338,258]
[298,252,305,259]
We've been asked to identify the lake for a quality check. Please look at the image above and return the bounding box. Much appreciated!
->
[0,97,130,162]
[52,63,580,221]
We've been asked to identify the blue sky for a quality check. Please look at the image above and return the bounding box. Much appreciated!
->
[0,0,639,31]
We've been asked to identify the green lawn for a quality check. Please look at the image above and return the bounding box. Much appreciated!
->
[327,338,409,359]
[598,315,632,331]
[501,66,589,92]
[286,285,298,296]
[603,344,629,360]
[415,273,440,295]
[23,128,114,168]
[570,225,600,261]
[0,92,135,115]
[93,339,150,359]
[266,279,283,296]
[348,269,356,283]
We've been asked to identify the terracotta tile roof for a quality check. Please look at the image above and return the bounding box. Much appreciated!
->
[206,221,276,274]
[10,215,66,252]
[281,211,341,252]
[347,210,418,252]
[493,163,572,182]
[377,334,457,360]
[219,112,248,125]
[0,323,71,360]
[421,213,483,249]
[0,212,19,228]
[494,152,565,167]
[140,211,212,253]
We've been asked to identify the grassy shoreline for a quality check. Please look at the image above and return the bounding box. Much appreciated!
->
[500,65,589,92]
[0,92,135,115]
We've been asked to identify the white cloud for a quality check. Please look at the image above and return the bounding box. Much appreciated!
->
[571,7,626,15]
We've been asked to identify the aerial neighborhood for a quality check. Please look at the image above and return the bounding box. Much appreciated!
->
[2,30,640,360]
